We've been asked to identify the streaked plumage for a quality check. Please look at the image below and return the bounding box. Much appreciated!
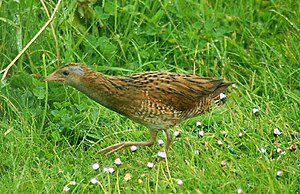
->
[46,63,232,153]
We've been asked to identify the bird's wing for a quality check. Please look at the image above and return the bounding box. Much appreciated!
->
[118,72,230,111]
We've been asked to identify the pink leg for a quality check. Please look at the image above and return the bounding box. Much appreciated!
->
[98,130,158,154]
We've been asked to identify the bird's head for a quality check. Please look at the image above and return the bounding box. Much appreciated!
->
[45,63,92,87]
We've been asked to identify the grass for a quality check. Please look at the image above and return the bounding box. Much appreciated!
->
[1,0,299,193]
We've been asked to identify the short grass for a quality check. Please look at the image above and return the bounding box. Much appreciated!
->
[1,0,300,193]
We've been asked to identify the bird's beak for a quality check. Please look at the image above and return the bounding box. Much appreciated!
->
[45,72,64,82]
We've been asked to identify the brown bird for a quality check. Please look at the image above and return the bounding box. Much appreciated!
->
[45,63,232,154]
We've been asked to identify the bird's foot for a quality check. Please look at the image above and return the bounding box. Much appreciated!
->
[98,131,158,154]
[97,142,126,154]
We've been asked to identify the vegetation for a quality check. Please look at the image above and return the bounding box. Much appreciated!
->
[0,0,299,193]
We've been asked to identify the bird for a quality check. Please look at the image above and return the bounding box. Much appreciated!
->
[45,63,233,154]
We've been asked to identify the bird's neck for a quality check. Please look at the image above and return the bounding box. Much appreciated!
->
[71,72,124,113]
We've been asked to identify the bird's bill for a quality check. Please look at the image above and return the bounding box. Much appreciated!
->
[45,72,64,82]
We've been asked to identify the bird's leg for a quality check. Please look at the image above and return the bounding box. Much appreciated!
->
[98,130,158,154]
[164,129,172,152]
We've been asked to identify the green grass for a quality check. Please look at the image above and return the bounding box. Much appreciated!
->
[1,0,300,193]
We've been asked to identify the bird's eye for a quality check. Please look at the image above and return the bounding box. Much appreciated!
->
[62,71,69,76]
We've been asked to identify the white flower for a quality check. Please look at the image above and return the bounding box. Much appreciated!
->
[276,148,285,154]
[273,128,282,135]
[219,93,226,100]
[276,170,283,177]
[236,188,243,194]
[177,179,183,185]
[221,160,227,166]
[252,108,259,114]
[157,151,167,159]
[158,139,164,145]
[196,121,202,127]
[103,167,115,174]
[108,167,115,173]
[238,133,243,138]
[198,130,205,137]
[174,131,180,137]
[259,147,267,154]
[217,140,223,145]
[92,163,100,170]
[90,178,99,184]
[194,150,200,155]
[114,158,122,165]
[63,185,70,192]
[130,145,137,152]
[103,167,109,173]
[147,162,154,168]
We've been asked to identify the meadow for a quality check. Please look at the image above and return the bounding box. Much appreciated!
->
[0,0,299,193]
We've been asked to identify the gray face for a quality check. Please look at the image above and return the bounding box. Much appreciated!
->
[55,65,85,89]
[61,65,85,77]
